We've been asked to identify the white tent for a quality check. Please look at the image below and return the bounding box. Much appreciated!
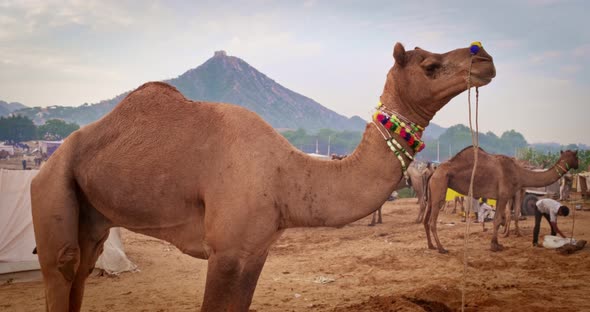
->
[0,169,136,281]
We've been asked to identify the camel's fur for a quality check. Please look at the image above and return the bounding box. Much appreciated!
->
[31,43,495,311]
[424,147,579,253]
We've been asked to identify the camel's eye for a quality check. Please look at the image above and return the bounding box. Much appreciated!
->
[421,59,441,77]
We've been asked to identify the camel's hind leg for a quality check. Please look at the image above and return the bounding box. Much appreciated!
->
[424,187,447,252]
[368,207,382,226]
[69,202,111,311]
[31,171,80,311]
[428,200,448,254]
[416,196,426,223]
[423,194,435,250]
[513,190,523,237]
[503,199,512,237]
[491,198,507,252]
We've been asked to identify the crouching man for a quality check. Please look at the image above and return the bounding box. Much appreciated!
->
[533,198,570,247]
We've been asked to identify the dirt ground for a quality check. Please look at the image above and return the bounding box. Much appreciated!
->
[2,198,590,312]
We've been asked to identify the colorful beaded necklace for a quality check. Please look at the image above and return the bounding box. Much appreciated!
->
[371,101,426,179]
[555,160,570,177]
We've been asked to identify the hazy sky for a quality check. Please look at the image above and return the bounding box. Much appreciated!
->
[1,0,588,145]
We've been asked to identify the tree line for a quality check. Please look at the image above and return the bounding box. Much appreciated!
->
[3,115,587,172]
[0,115,80,143]
[280,125,590,172]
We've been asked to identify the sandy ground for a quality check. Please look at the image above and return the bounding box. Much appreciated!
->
[2,198,590,312]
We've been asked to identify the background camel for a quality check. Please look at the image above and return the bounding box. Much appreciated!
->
[415,163,436,223]
[502,160,576,237]
[31,43,495,311]
[368,165,422,226]
[424,147,578,253]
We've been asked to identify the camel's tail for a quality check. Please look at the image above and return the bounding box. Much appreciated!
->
[31,133,81,306]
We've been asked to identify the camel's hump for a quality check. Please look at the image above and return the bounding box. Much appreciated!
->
[129,81,186,100]
[116,81,190,111]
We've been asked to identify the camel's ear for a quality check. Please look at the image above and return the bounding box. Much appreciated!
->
[393,42,406,66]
[560,150,564,155]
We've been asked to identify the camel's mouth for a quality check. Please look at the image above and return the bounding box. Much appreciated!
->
[469,59,496,87]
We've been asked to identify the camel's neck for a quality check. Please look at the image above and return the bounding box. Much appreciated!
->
[380,81,433,129]
[283,125,405,228]
[515,160,567,188]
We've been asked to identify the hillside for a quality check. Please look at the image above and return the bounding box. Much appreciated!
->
[10,51,366,132]
[0,101,26,117]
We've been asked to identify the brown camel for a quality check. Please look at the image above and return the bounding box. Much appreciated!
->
[367,167,421,226]
[415,162,436,223]
[424,147,578,253]
[31,43,495,311]
[503,163,575,237]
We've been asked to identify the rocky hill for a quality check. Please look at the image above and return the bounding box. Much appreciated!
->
[11,51,366,132]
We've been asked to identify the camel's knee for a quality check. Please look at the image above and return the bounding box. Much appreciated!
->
[56,246,80,282]
[210,254,241,277]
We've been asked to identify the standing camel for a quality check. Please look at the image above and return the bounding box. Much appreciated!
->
[424,147,578,253]
[415,162,436,223]
[31,42,496,311]
[368,166,422,226]
[368,165,422,226]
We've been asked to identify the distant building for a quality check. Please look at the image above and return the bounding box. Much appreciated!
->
[39,140,63,157]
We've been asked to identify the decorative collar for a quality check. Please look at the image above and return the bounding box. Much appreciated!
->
[372,102,426,153]
[555,160,570,177]
[371,102,426,180]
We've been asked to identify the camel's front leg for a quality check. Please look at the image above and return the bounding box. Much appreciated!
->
[200,200,281,312]
[491,199,507,252]
[201,249,269,312]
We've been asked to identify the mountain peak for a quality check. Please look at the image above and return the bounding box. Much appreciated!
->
[10,52,366,132]
[214,50,228,57]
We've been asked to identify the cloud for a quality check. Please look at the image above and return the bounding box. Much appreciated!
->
[303,0,317,8]
[525,0,568,6]
[560,65,580,75]
[573,43,590,58]
[530,50,562,64]
[488,39,522,51]
[0,0,171,41]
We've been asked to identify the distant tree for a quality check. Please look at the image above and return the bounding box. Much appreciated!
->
[282,128,309,149]
[499,130,528,155]
[420,124,529,162]
[281,128,362,155]
[37,119,80,140]
[0,115,37,143]
[565,143,579,151]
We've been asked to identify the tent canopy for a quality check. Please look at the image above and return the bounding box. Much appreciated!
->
[0,169,136,276]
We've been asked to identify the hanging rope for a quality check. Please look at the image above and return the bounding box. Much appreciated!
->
[461,42,482,312]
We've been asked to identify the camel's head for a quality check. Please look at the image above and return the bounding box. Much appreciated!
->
[560,150,579,170]
[380,42,496,127]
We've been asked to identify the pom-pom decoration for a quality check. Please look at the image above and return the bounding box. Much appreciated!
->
[470,41,482,55]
